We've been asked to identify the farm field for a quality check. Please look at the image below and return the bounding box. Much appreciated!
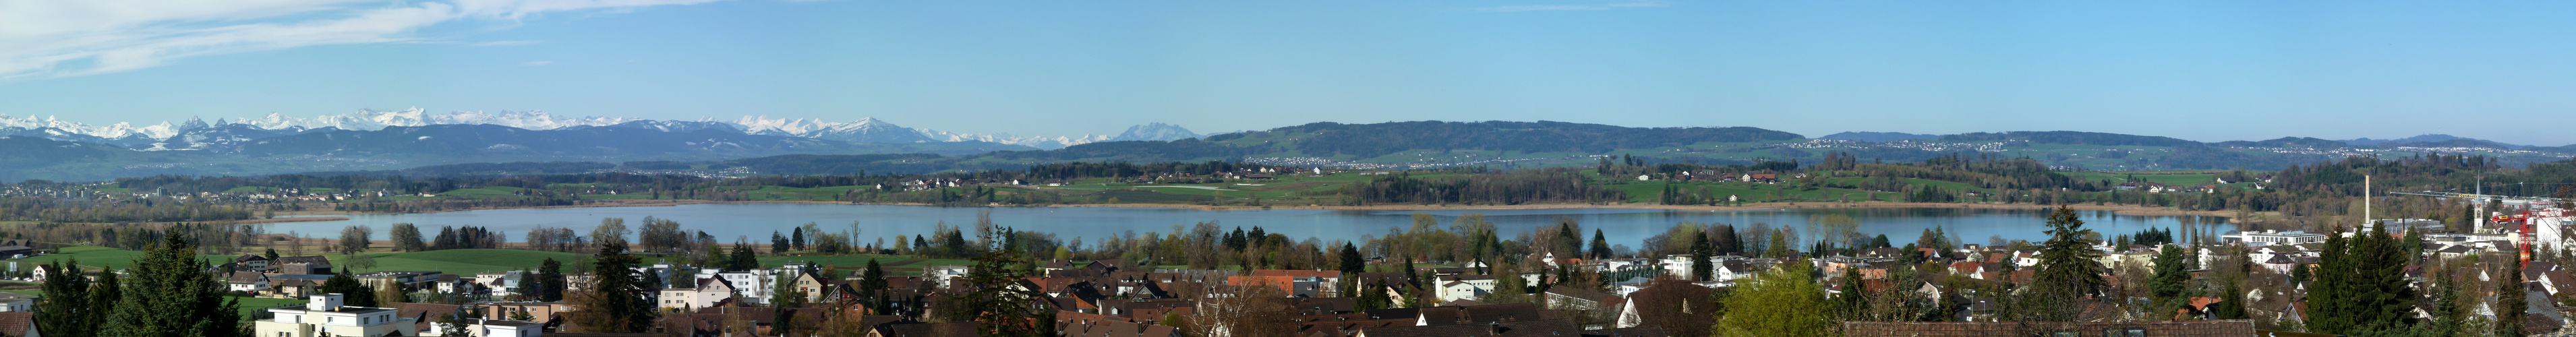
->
[351,249,594,275]
[757,254,974,275]
[20,245,236,270]
[2062,171,2222,186]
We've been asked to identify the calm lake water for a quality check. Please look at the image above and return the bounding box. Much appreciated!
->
[272,204,2229,250]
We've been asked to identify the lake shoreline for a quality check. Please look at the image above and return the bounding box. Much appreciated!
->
[1041,202,2233,217]
[272,200,2232,218]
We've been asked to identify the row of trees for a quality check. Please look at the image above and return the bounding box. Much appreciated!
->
[1342,169,1629,206]
[0,195,254,222]
[36,237,243,337]
[369,224,506,253]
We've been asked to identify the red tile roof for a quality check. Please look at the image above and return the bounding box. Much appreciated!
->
[0,312,31,337]
[1843,319,2256,336]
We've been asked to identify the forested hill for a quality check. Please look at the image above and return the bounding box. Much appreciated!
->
[1238,121,1805,158]
[9,117,2576,181]
[1937,131,2204,147]
[980,121,1803,160]
[259,120,2576,177]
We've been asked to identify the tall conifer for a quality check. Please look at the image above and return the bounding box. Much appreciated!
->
[34,259,92,337]
[99,236,241,337]
[2022,205,2103,321]
[572,240,657,332]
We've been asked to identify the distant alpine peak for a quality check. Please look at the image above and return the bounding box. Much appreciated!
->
[229,107,430,131]
[5,110,1172,149]
[429,110,645,130]
[1109,123,1201,142]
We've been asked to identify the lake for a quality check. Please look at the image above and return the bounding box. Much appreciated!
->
[270,204,2230,251]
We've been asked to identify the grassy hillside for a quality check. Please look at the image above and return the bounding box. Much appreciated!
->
[20,245,237,270]
[2061,171,2223,186]
[353,249,594,275]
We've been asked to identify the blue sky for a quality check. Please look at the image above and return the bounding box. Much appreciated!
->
[3,1,2574,144]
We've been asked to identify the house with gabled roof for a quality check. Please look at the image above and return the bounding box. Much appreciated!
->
[660,278,738,312]
[225,271,272,293]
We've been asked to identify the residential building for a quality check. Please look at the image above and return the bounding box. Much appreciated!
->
[226,271,272,293]
[233,254,273,272]
[1841,319,2257,336]
[253,294,415,337]
[660,278,738,311]
[423,319,544,337]
[0,293,31,312]
[1436,275,1497,301]
[272,256,334,275]
[479,302,573,323]
[2221,230,2328,247]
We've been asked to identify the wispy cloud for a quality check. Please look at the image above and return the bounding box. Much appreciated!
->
[0,0,726,81]
[522,61,553,66]
[1468,1,1668,12]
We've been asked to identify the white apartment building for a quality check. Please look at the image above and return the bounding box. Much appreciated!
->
[659,278,738,312]
[254,294,415,337]
[2220,230,2328,247]
[691,265,813,305]
[421,319,544,337]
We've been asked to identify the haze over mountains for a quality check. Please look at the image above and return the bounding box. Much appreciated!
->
[0,109,2569,182]
[0,109,1198,151]
[1821,131,2538,150]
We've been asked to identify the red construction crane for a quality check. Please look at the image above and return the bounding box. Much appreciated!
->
[2494,209,2573,266]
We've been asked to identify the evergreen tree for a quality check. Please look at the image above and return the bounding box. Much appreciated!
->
[2426,269,2461,336]
[706,243,730,270]
[1708,225,1740,254]
[730,242,760,272]
[2497,261,2526,336]
[1487,259,1531,304]
[2150,245,2193,310]
[1690,233,1714,281]
[1337,243,1365,274]
[1589,229,1613,258]
[1401,257,1419,288]
[1836,267,1869,319]
[1224,227,1247,252]
[2308,222,2419,334]
[2022,205,2104,321]
[2211,282,2248,319]
[1555,224,1581,258]
[86,268,120,336]
[322,272,378,307]
[858,259,889,313]
[1765,228,1794,258]
[791,227,807,251]
[772,231,790,254]
[35,259,93,337]
[570,240,657,333]
[860,259,889,293]
[98,236,241,337]
[944,226,1054,336]
[539,258,566,302]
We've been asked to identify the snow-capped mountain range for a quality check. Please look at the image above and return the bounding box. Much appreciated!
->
[0,109,1194,150]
